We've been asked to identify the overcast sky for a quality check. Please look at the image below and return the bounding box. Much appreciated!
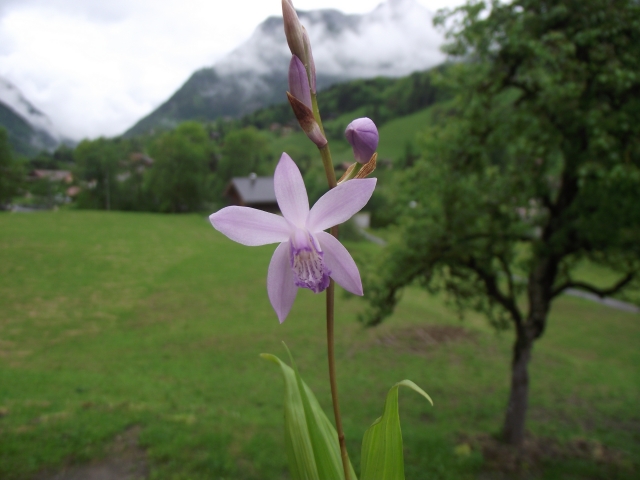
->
[0,0,465,140]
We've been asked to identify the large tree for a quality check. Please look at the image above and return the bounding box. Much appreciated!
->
[363,0,640,446]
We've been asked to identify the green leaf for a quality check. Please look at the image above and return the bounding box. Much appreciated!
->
[360,380,433,480]
[261,349,357,480]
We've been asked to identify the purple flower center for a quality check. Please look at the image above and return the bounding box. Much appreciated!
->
[289,228,331,293]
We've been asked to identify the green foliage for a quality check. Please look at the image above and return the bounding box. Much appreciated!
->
[319,70,447,128]
[217,127,273,182]
[29,144,74,170]
[73,137,126,210]
[262,351,357,480]
[263,350,433,480]
[361,381,432,480]
[0,128,24,208]
[365,0,640,326]
[364,0,640,445]
[146,122,215,212]
[66,123,216,213]
[240,68,449,134]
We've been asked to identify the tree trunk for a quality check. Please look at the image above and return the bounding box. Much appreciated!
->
[502,255,555,446]
[502,328,533,446]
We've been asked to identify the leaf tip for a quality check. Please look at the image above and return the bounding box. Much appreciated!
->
[260,353,280,365]
[397,379,434,406]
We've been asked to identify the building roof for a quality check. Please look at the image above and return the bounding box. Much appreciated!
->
[29,170,73,182]
[226,174,276,205]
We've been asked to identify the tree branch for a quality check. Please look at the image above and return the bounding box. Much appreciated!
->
[497,254,517,302]
[466,257,523,325]
[551,272,636,298]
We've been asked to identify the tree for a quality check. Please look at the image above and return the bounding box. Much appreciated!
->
[146,122,214,213]
[217,127,273,184]
[74,137,123,210]
[362,0,640,446]
[0,128,24,209]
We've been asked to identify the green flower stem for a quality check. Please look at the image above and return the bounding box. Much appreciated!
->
[325,265,350,480]
[312,92,337,189]
[312,90,350,480]
[319,145,337,189]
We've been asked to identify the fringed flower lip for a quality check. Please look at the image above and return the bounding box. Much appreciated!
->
[209,153,377,323]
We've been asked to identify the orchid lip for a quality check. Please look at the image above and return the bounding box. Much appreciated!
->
[289,228,331,293]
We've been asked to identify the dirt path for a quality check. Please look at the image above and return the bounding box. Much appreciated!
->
[35,427,147,480]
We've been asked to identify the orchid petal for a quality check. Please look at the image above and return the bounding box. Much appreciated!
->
[210,206,291,246]
[316,231,363,295]
[268,241,298,323]
[307,178,377,233]
[275,153,310,228]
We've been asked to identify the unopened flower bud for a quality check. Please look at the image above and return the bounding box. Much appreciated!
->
[301,26,316,94]
[345,118,379,164]
[288,55,312,109]
[282,0,306,64]
[287,92,327,148]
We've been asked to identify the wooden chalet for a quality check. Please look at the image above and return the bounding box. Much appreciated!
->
[223,173,278,212]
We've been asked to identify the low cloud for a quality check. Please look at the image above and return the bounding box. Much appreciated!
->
[0,0,462,140]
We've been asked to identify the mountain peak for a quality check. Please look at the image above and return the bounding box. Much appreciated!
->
[124,0,445,136]
[0,78,61,140]
[0,77,62,154]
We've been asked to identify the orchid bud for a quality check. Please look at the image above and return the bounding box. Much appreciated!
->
[301,26,316,94]
[288,55,312,109]
[287,92,327,148]
[282,0,306,64]
[345,118,379,164]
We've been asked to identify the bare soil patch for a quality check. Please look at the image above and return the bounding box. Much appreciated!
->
[458,432,629,478]
[375,324,475,354]
[34,426,147,480]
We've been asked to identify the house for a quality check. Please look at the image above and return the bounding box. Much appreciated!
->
[224,173,278,212]
[29,169,73,183]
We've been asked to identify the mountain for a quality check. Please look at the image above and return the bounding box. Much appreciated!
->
[0,77,63,156]
[124,0,444,137]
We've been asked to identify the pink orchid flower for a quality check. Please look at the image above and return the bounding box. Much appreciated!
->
[210,153,376,323]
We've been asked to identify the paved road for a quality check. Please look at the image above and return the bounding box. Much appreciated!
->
[564,288,639,313]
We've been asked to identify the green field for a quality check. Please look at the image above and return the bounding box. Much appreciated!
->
[0,211,638,479]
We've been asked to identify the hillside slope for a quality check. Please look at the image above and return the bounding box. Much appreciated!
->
[0,78,61,156]
[124,0,444,137]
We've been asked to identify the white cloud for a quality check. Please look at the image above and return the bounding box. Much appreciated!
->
[0,0,464,140]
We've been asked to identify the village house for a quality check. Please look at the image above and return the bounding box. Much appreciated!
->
[223,173,278,212]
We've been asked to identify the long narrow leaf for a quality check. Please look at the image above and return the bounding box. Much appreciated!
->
[261,353,319,479]
[261,352,357,480]
[361,380,433,480]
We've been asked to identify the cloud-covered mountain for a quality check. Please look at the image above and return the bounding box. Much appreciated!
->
[124,0,444,137]
[0,77,63,155]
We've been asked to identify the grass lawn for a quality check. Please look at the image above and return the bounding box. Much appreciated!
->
[0,211,638,479]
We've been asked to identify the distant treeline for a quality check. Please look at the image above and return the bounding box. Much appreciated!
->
[1,66,449,213]
[239,66,449,131]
